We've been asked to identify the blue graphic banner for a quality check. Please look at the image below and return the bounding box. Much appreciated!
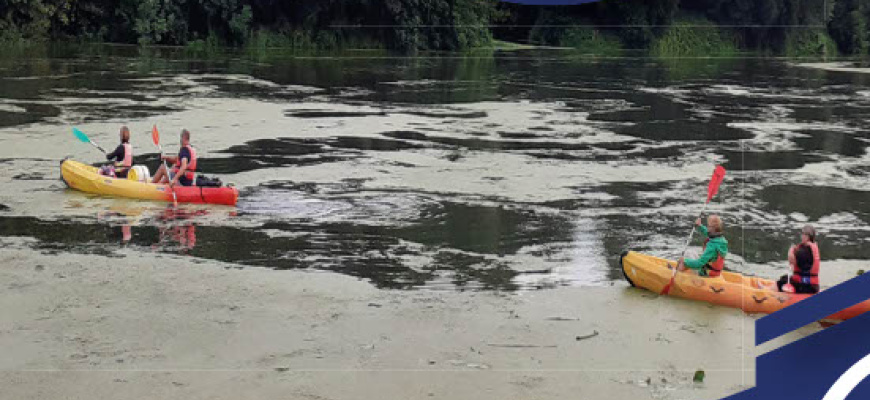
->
[725,272,870,399]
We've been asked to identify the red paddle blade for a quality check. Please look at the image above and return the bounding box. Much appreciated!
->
[706,165,726,202]
[152,125,160,146]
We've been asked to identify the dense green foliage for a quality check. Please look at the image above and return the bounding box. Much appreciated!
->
[528,11,622,55]
[829,0,867,55]
[651,17,736,57]
[0,0,868,56]
[511,0,860,57]
[0,0,502,51]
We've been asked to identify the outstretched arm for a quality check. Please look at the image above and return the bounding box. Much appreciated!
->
[106,145,124,162]
[684,244,718,270]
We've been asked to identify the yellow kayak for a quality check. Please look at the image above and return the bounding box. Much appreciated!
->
[60,159,238,205]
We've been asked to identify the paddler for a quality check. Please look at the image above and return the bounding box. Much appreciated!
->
[104,126,133,178]
[152,129,197,187]
[677,214,728,277]
[777,225,821,294]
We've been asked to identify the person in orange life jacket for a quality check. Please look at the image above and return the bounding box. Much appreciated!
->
[152,129,197,187]
[777,225,821,294]
[104,126,133,178]
[676,215,728,277]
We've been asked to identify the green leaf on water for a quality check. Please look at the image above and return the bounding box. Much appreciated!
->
[693,369,705,383]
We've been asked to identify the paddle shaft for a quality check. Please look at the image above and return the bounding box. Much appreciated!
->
[91,141,107,154]
[157,143,179,206]
[681,202,710,257]
[666,201,710,283]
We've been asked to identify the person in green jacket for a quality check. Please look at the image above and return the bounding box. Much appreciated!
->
[677,215,728,277]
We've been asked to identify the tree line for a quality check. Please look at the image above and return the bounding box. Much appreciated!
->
[0,0,868,56]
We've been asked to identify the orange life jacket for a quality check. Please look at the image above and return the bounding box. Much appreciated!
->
[703,237,725,277]
[171,145,197,181]
[791,242,820,286]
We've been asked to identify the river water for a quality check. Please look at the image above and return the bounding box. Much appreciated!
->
[1,45,868,291]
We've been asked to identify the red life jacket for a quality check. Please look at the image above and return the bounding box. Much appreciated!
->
[115,143,133,169]
[791,242,820,286]
[171,145,197,181]
[703,237,725,277]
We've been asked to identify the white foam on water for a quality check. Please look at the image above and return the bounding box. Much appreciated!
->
[379,79,440,87]
[797,62,870,74]
[0,103,26,113]
[636,86,692,96]
[789,212,809,222]
[704,84,751,96]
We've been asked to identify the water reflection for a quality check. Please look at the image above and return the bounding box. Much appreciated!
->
[95,206,208,253]
[152,208,208,253]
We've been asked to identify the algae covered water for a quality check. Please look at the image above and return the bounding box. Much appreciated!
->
[1,45,869,290]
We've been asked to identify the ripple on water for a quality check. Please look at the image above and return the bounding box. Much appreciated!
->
[758,185,870,223]
[615,121,753,141]
[717,149,830,171]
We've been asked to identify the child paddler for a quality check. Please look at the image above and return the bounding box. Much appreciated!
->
[677,214,728,277]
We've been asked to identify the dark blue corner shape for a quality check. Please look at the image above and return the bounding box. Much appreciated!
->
[756,271,870,345]
[499,0,603,5]
[725,308,870,399]
[724,271,870,399]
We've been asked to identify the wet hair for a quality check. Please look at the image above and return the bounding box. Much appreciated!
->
[794,243,814,270]
[181,129,191,142]
[802,225,817,242]
[120,126,130,143]
[707,215,723,234]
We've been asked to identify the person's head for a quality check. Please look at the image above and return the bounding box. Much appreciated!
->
[707,214,723,234]
[120,126,130,143]
[795,243,814,270]
[801,225,817,243]
[180,129,191,146]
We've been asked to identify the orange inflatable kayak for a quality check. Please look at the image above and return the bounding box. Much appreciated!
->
[61,159,238,206]
[620,250,870,323]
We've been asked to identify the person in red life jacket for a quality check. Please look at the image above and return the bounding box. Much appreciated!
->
[777,225,821,294]
[152,129,197,187]
[676,214,729,277]
[104,126,133,178]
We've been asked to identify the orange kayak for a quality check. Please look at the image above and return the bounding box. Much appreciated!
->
[620,250,870,323]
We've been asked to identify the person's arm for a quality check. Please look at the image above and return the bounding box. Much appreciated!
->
[106,145,124,162]
[696,224,709,237]
[788,245,796,266]
[162,155,179,163]
[170,158,188,187]
[684,245,718,270]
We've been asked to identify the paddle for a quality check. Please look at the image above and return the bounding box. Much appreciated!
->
[152,125,178,207]
[72,127,107,154]
[660,165,727,295]
[783,245,797,293]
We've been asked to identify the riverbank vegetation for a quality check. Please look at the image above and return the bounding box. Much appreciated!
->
[0,0,867,57]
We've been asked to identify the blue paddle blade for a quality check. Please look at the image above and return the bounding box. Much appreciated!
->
[72,127,90,143]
